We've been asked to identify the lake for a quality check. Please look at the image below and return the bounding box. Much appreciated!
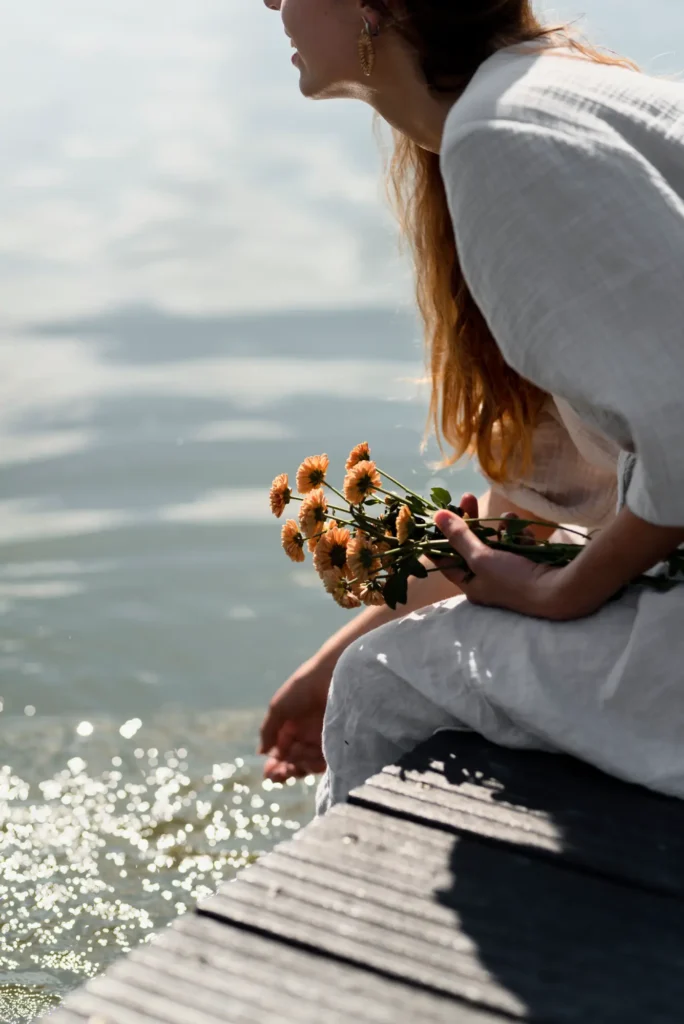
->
[0,304,484,1020]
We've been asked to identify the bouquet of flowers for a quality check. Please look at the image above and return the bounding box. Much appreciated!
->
[269,444,684,610]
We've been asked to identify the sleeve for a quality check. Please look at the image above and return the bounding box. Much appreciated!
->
[478,395,617,531]
[440,113,684,527]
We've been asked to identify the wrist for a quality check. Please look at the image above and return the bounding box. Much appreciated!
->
[536,565,596,621]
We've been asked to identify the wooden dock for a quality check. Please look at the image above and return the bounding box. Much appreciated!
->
[42,730,684,1023]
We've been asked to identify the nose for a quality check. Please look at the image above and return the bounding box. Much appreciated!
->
[263,0,280,8]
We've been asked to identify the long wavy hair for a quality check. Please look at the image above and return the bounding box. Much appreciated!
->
[369,1,639,484]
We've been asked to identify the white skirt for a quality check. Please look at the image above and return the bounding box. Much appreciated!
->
[316,451,684,814]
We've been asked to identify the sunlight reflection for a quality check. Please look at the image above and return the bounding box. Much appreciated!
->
[159,489,270,525]
[192,419,293,443]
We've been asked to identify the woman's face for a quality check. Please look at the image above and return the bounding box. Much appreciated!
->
[267,0,371,99]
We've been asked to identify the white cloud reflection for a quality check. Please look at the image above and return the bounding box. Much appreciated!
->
[0,334,422,416]
[0,1,680,326]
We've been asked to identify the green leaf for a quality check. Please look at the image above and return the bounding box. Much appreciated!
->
[404,558,428,580]
[430,487,452,508]
[395,570,409,606]
[404,494,426,516]
[382,573,402,610]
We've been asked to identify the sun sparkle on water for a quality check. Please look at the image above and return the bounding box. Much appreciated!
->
[0,715,316,1023]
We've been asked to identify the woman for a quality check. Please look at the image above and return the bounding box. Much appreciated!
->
[258,0,684,813]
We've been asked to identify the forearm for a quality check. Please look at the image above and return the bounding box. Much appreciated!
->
[550,504,684,619]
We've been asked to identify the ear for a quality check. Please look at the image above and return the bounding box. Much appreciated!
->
[359,3,382,35]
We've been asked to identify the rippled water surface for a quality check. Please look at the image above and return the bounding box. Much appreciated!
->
[0,5,490,1018]
[0,305,483,1021]
[0,709,314,1022]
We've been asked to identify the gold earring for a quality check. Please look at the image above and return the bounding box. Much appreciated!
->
[358,18,375,77]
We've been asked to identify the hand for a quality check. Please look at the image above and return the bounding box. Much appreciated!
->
[258,655,332,782]
[430,493,566,620]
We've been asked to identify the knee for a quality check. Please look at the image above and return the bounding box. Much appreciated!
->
[327,625,395,727]
[330,631,383,702]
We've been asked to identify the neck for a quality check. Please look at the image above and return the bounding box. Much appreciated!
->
[359,39,538,153]
[368,85,462,154]
[351,39,463,153]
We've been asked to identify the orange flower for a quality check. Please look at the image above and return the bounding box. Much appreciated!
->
[313,526,351,576]
[298,488,328,551]
[347,532,381,584]
[396,504,414,545]
[296,454,329,494]
[343,460,381,505]
[361,581,386,606]
[281,519,305,563]
[269,473,292,518]
[345,442,371,471]
[373,536,394,571]
[321,571,361,610]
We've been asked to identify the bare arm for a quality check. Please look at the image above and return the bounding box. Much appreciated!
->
[549,504,684,619]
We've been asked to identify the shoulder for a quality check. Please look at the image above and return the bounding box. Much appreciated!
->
[438,50,666,255]
[440,47,646,172]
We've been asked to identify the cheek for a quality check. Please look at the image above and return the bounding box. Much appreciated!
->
[284,0,342,59]
[280,0,311,43]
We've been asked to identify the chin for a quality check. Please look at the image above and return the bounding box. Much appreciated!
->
[295,62,350,101]
[301,77,351,101]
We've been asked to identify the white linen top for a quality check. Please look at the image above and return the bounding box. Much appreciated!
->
[440,42,684,534]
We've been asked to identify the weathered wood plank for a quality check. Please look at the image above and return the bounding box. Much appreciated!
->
[200,881,511,1014]
[158,912,470,1023]
[274,803,677,931]
[73,967,280,1024]
[55,984,174,1024]
[46,822,500,1024]
[38,1013,89,1024]
[199,794,684,1023]
[43,730,684,1024]
[350,731,684,898]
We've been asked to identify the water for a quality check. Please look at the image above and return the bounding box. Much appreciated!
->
[0,6,484,1015]
[0,304,484,1020]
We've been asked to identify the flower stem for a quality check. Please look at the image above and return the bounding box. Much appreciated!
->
[322,514,356,528]
[377,470,438,510]
[324,482,349,505]
[466,516,590,541]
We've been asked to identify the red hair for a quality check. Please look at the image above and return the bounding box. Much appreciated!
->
[372,2,639,482]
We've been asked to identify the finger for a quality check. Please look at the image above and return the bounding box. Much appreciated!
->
[497,513,536,545]
[459,493,479,519]
[288,740,323,763]
[289,756,326,778]
[260,715,296,760]
[264,755,325,782]
[498,511,519,532]
[259,702,287,754]
[264,757,297,782]
[433,509,486,563]
[263,754,286,780]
